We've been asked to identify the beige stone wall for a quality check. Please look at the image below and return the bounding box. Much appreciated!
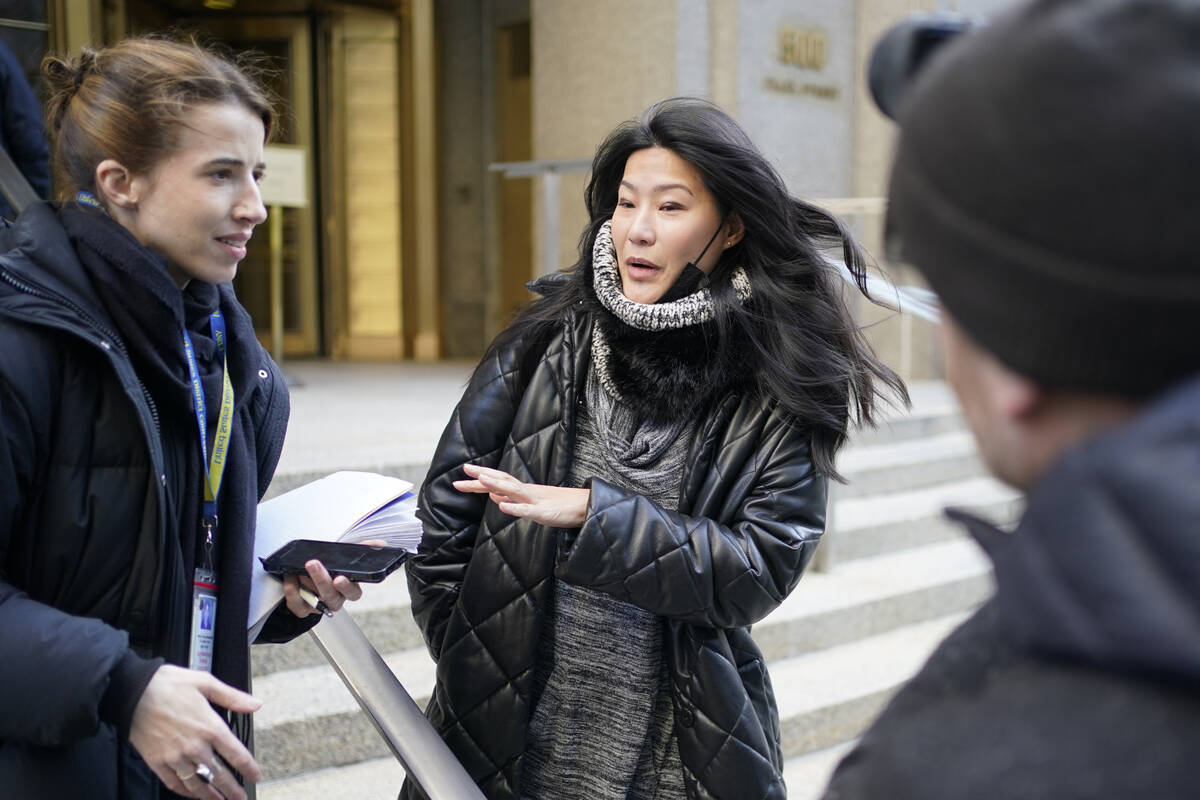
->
[531,0,678,273]
[851,0,943,381]
[436,0,488,357]
[524,0,946,380]
[853,0,932,199]
[709,0,740,113]
[336,10,404,358]
[848,0,1020,380]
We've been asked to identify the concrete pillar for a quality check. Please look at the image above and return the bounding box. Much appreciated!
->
[410,0,441,360]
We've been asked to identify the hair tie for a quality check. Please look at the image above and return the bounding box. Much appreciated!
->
[73,69,85,94]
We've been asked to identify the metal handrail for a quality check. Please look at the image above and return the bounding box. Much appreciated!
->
[307,611,485,799]
[828,255,940,324]
[488,157,591,178]
[0,18,52,32]
[489,158,593,276]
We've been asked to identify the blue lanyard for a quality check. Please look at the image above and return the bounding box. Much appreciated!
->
[76,190,105,210]
[182,311,234,533]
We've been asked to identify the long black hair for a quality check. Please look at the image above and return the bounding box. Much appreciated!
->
[485,97,907,478]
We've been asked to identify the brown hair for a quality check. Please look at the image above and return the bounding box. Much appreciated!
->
[42,36,275,198]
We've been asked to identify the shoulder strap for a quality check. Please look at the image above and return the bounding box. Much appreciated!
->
[0,145,39,217]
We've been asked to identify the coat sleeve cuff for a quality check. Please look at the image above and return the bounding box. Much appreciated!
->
[253,602,321,644]
[98,649,164,740]
[556,476,606,566]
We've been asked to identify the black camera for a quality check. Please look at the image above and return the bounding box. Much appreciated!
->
[868,13,977,121]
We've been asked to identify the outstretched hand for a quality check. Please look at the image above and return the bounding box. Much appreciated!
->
[455,464,590,528]
[130,664,262,799]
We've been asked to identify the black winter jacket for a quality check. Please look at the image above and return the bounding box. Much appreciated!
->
[406,303,827,800]
[0,203,294,799]
[0,41,50,220]
[823,374,1200,799]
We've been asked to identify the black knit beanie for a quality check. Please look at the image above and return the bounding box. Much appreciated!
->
[886,0,1200,397]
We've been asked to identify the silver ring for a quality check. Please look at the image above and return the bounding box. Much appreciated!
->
[194,763,214,784]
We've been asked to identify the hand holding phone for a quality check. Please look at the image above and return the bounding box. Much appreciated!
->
[260,539,409,583]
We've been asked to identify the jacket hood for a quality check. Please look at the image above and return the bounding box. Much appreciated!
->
[954,373,1200,684]
[0,202,113,334]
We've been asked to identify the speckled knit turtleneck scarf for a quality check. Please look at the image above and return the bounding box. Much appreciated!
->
[587,219,754,424]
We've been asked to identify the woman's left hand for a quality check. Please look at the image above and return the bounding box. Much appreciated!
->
[281,551,377,618]
[455,464,590,528]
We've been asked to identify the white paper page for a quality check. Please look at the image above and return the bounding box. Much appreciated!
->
[342,492,421,549]
[248,471,413,641]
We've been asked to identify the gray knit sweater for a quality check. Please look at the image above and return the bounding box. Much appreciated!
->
[521,365,695,799]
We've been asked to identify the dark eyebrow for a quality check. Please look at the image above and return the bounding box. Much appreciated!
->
[204,157,267,171]
[619,179,695,197]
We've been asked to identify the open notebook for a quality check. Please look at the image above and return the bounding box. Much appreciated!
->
[248,471,421,641]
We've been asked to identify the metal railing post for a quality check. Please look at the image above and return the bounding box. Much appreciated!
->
[488,158,592,278]
[813,480,838,572]
[541,170,561,277]
[307,611,485,800]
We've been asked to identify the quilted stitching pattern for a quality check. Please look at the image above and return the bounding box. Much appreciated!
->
[404,315,823,800]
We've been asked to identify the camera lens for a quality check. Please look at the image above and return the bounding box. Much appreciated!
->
[869,14,974,120]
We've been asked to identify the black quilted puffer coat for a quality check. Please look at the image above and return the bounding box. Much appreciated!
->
[405,301,827,799]
[0,204,297,798]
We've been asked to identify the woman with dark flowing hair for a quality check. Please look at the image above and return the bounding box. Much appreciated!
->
[406,97,906,799]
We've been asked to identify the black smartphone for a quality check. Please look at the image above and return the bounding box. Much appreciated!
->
[260,539,409,583]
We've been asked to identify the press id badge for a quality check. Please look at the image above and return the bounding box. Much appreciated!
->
[188,568,219,672]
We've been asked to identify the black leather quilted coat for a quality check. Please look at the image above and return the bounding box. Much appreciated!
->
[405,305,827,800]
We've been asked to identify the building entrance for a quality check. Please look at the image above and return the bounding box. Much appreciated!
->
[172,14,322,357]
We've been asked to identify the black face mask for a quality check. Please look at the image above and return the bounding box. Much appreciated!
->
[656,263,706,304]
[655,218,728,304]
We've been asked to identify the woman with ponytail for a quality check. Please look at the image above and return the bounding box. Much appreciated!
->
[405,98,906,799]
[0,38,367,800]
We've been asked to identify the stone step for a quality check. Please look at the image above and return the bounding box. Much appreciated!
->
[257,743,858,800]
[254,526,993,677]
[775,613,967,758]
[836,430,984,498]
[264,415,970,501]
[846,381,961,449]
[249,539,990,781]
[265,403,967,501]
[252,577,415,678]
[258,757,405,800]
[253,467,1006,677]
[254,607,959,799]
[250,526,992,680]
[784,743,856,800]
[757,538,991,662]
[824,475,1021,564]
[253,646,435,779]
[849,407,962,448]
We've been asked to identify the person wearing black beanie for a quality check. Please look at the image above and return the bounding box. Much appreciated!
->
[822,1,1200,798]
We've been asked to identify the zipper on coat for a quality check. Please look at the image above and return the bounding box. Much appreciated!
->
[0,266,163,434]
[0,264,171,640]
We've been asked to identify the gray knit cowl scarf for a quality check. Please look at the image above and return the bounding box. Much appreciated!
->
[587,219,756,430]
